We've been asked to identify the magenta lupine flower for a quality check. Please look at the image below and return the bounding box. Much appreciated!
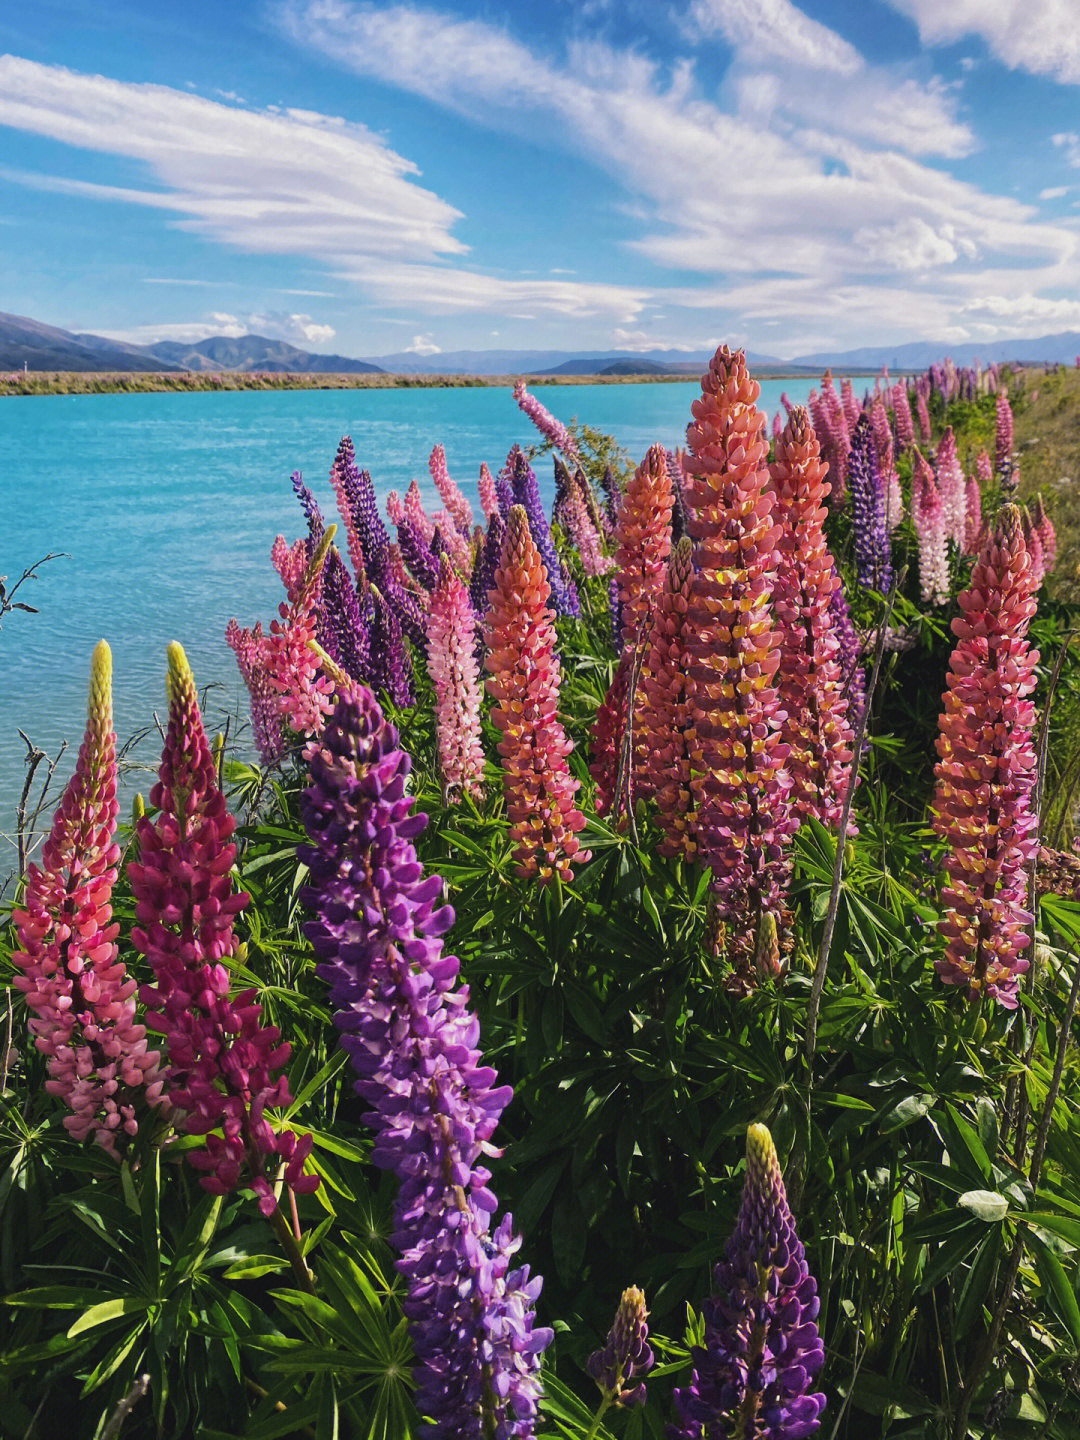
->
[935,427,967,550]
[672,1124,826,1440]
[226,619,287,764]
[405,477,436,545]
[262,530,337,741]
[911,448,950,606]
[427,555,486,801]
[588,1287,653,1409]
[513,378,579,458]
[892,381,914,449]
[130,643,317,1211]
[300,687,552,1437]
[931,506,1039,1008]
[963,473,984,555]
[12,642,164,1156]
[996,391,1014,476]
[871,396,903,530]
[429,444,474,537]
[564,474,612,578]
[478,462,499,520]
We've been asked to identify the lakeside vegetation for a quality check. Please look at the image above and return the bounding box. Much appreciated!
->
[4,358,1080,1438]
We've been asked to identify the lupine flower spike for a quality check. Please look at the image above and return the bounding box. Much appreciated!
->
[129,643,317,1209]
[478,462,499,520]
[588,1287,653,1410]
[429,444,474,537]
[1032,493,1057,575]
[513,378,580,458]
[427,555,486,801]
[636,536,697,857]
[262,528,337,741]
[300,686,552,1437]
[911,448,950,606]
[996,391,1014,477]
[770,409,855,829]
[848,415,893,594]
[226,619,286,764]
[615,444,674,650]
[684,346,796,980]
[963,473,984,555]
[1022,506,1046,589]
[931,505,1039,1007]
[12,642,163,1155]
[672,1124,826,1440]
[485,506,589,882]
[935,427,967,550]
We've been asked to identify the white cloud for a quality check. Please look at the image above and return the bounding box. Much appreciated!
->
[341,261,652,321]
[99,311,337,348]
[1053,132,1080,167]
[0,55,464,264]
[688,0,862,76]
[1041,186,1070,200]
[403,333,441,355]
[888,1,1080,85]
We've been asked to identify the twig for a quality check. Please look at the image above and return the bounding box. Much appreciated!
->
[805,582,898,1062]
[0,552,67,632]
[101,1373,150,1440]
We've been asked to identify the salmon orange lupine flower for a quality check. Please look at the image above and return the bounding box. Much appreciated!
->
[427,555,485,801]
[12,642,164,1155]
[683,346,795,971]
[770,408,855,829]
[931,505,1039,1007]
[615,444,674,649]
[484,506,589,883]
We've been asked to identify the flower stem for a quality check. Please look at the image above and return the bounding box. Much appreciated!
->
[582,1396,612,1440]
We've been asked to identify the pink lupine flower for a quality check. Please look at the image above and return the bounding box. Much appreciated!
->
[841,377,861,432]
[936,427,966,549]
[590,652,631,819]
[432,510,473,574]
[12,642,164,1157]
[615,444,674,651]
[996,391,1014,476]
[484,506,589,883]
[770,408,855,830]
[130,643,317,1210]
[963,473,984,554]
[809,371,849,500]
[976,449,992,486]
[270,536,308,601]
[1022,506,1046,588]
[405,478,436,545]
[226,619,286,764]
[513,379,580,458]
[931,506,1039,1008]
[871,395,903,530]
[892,381,914,449]
[386,490,406,527]
[262,529,337,740]
[911,448,950,606]
[564,475,612,578]
[772,411,783,442]
[429,444,474,536]
[916,388,931,443]
[427,555,485,801]
[684,346,796,982]
[478,462,499,520]
[1032,494,1057,575]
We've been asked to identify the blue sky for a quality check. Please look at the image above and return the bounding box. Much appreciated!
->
[2,0,1080,359]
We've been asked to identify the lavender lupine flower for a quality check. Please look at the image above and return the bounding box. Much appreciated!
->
[671,1124,826,1440]
[600,464,621,534]
[470,511,506,619]
[508,446,580,617]
[300,687,552,1438]
[513,379,579,457]
[368,586,414,708]
[397,513,442,592]
[320,546,373,682]
[829,573,866,730]
[494,455,516,519]
[588,1287,653,1409]
[552,457,576,530]
[608,573,624,651]
[291,470,325,536]
[847,415,893,593]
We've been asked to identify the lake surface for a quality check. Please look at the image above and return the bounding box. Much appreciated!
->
[0,376,851,866]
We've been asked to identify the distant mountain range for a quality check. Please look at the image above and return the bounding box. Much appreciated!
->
[5,309,1080,377]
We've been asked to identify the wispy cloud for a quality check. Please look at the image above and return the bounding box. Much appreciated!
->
[0,55,465,265]
[887,0,1080,86]
[98,310,337,347]
[341,261,652,322]
[688,0,862,76]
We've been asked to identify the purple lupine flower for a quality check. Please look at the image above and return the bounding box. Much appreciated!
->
[300,687,552,1438]
[329,437,393,589]
[829,566,866,731]
[600,464,621,535]
[397,513,442,592]
[671,1124,826,1440]
[469,511,506,619]
[608,573,624,651]
[552,457,575,530]
[508,446,580,618]
[848,415,893,594]
[320,545,373,682]
[513,379,579,457]
[368,586,414,708]
[588,1287,653,1409]
[291,470,326,538]
[494,455,515,519]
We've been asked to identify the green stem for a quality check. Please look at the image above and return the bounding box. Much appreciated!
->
[582,1395,612,1440]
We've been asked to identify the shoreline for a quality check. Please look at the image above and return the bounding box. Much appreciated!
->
[0,367,827,397]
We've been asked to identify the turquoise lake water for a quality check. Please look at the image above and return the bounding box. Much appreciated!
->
[0,375,847,865]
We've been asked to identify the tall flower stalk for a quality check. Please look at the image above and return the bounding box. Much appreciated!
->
[427,555,486,801]
[671,1124,826,1440]
[484,506,589,883]
[429,443,474,537]
[770,409,855,829]
[911,448,950,606]
[684,346,795,976]
[129,643,317,1208]
[12,642,163,1155]
[996,391,1014,477]
[848,415,893,593]
[615,444,674,650]
[931,505,1039,1007]
[300,686,552,1437]
[513,379,579,458]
